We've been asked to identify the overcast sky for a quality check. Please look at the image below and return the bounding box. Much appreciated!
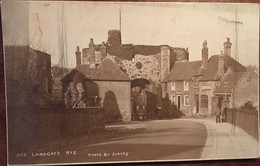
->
[3,1,259,68]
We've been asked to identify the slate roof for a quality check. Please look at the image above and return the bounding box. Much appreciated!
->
[215,72,246,94]
[163,60,202,82]
[62,59,131,82]
[199,55,247,81]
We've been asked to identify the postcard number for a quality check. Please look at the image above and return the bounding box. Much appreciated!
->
[16,153,27,158]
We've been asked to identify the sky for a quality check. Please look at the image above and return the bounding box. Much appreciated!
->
[2,1,259,68]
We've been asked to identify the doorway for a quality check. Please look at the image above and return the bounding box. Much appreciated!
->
[177,95,181,110]
[195,94,199,113]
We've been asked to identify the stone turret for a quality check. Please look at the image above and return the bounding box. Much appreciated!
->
[107,30,121,46]
[160,46,170,81]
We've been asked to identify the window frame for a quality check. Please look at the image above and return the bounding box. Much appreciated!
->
[200,94,208,108]
[184,95,189,106]
[171,81,175,91]
[184,81,189,91]
[171,94,175,104]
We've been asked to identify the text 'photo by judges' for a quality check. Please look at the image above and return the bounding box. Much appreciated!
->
[1,1,259,165]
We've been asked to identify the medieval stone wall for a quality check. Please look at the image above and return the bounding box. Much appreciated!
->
[122,54,160,82]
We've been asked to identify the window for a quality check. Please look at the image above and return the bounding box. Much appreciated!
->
[184,81,189,91]
[171,81,175,90]
[184,95,189,106]
[201,94,208,108]
[171,95,175,104]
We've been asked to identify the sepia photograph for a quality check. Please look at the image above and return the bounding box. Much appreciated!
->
[1,1,259,165]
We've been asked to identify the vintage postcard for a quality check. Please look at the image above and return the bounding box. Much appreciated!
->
[2,1,259,165]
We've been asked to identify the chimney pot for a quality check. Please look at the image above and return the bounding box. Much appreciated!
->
[224,37,232,56]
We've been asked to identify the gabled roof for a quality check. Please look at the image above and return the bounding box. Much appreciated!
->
[200,55,247,81]
[215,72,246,94]
[163,60,202,82]
[62,59,131,82]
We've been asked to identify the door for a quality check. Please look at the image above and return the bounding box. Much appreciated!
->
[195,94,199,113]
[177,95,181,110]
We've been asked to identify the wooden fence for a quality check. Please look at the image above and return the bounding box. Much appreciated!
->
[226,108,258,140]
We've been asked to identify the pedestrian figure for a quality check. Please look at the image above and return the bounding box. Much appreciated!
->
[216,106,222,123]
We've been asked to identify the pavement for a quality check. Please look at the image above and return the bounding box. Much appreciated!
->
[105,121,143,130]
[177,116,259,160]
[106,116,259,160]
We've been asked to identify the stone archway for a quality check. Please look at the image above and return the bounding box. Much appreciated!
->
[131,78,150,89]
[131,78,158,120]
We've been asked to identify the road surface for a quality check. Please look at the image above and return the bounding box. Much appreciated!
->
[11,119,207,164]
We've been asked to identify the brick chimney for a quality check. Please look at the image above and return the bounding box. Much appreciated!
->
[89,38,96,68]
[186,47,189,61]
[218,51,225,77]
[224,37,232,56]
[75,46,81,66]
[201,40,208,68]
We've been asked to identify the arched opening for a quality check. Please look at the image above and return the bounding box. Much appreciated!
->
[131,78,158,121]
[131,78,150,89]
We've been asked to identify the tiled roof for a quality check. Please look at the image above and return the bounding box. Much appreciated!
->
[163,60,202,82]
[215,72,246,94]
[200,55,247,81]
[62,59,131,82]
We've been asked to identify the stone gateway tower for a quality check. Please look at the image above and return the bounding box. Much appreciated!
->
[74,29,189,120]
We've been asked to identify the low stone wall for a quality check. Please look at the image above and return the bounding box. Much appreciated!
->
[226,108,258,140]
[7,106,105,152]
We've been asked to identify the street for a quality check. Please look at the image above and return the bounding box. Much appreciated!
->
[12,119,207,164]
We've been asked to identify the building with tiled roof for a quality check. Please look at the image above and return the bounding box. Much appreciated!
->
[163,61,202,82]
[62,59,132,121]
[162,61,202,115]
[63,59,131,82]
[194,38,247,116]
[199,55,246,81]
[163,38,248,116]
